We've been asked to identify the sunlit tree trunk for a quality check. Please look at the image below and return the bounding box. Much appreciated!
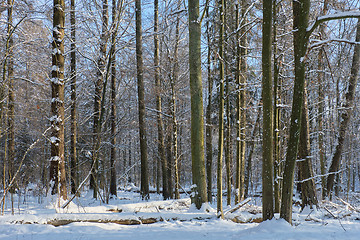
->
[272,0,281,213]
[235,0,247,204]
[217,0,225,218]
[188,0,208,209]
[50,0,67,200]
[172,1,181,199]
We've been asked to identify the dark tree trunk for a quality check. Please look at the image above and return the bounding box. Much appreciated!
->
[298,88,318,209]
[136,0,149,200]
[205,6,213,203]
[90,0,108,199]
[70,0,78,196]
[262,0,274,221]
[109,0,119,197]
[280,0,310,224]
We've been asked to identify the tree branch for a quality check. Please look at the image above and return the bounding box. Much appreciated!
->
[306,11,360,40]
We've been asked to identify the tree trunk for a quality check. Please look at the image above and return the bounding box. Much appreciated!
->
[318,0,328,201]
[7,0,15,194]
[172,2,181,200]
[154,0,169,200]
[109,0,119,197]
[205,6,213,203]
[70,0,78,196]
[297,88,318,209]
[217,0,225,218]
[280,0,310,224]
[326,18,360,197]
[235,0,247,205]
[244,107,261,198]
[90,0,108,199]
[136,0,149,200]
[50,0,67,200]
[188,0,208,209]
[272,0,281,213]
[262,0,274,221]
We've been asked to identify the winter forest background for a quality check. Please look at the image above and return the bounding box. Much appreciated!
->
[1,0,360,228]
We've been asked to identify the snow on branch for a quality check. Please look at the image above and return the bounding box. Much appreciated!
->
[309,38,360,50]
[306,11,360,39]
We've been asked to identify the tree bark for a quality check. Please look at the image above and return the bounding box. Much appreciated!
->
[7,0,15,194]
[136,0,149,200]
[205,6,213,203]
[318,0,328,201]
[280,0,310,224]
[262,0,274,221]
[70,0,78,196]
[154,0,169,200]
[188,0,208,209]
[50,0,67,200]
[235,0,247,204]
[326,18,360,197]
[90,0,108,199]
[298,88,318,209]
[172,1,181,200]
[244,107,261,198]
[272,0,281,213]
[109,0,119,197]
[217,0,225,218]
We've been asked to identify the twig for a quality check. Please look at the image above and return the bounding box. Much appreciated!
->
[324,207,346,232]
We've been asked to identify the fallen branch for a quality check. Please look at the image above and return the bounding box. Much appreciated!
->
[224,198,251,215]
[336,197,359,212]
[324,207,346,232]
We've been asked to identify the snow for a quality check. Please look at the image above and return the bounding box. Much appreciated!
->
[1,190,360,240]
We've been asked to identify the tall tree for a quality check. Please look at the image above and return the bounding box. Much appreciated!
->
[262,0,274,221]
[326,18,360,197]
[272,0,281,213]
[188,0,208,209]
[136,0,149,199]
[317,0,328,199]
[217,0,225,218]
[90,0,109,199]
[235,0,247,204]
[50,0,67,200]
[172,0,181,200]
[109,0,120,197]
[6,0,15,194]
[154,0,169,200]
[205,5,213,203]
[70,0,78,196]
[280,0,310,224]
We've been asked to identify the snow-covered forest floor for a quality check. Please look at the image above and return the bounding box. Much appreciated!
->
[1,186,360,239]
